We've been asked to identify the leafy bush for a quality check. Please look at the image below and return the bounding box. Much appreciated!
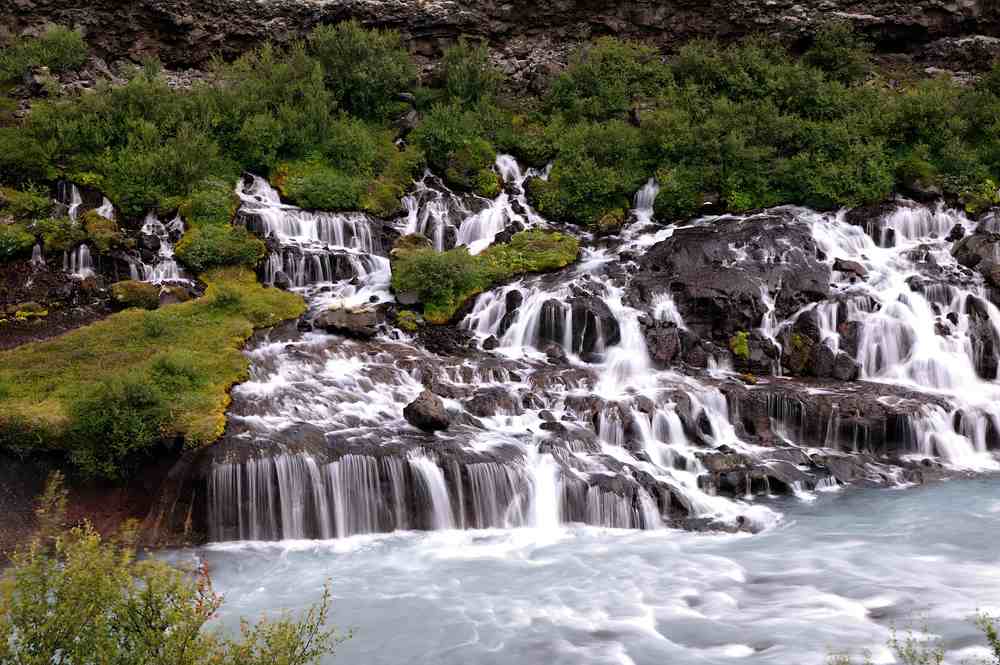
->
[803,20,871,85]
[392,230,579,322]
[440,38,503,107]
[0,128,55,185]
[0,25,88,81]
[175,225,266,274]
[0,186,51,220]
[177,178,239,227]
[32,217,85,252]
[308,19,416,119]
[111,280,160,310]
[0,475,347,664]
[275,159,369,210]
[66,375,169,477]
[528,120,647,226]
[547,37,671,121]
[0,224,35,261]
[81,210,123,251]
[411,102,502,194]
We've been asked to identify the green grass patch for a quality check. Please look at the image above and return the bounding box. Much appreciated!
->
[392,230,579,323]
[0,268,305,477]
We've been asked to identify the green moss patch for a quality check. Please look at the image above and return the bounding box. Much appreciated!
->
[392,230,579,324]
[0,268,305,477]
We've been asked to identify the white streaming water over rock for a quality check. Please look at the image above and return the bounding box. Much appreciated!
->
[137,213,188,284]
[63,244,94,279]
[189,163,1000,553]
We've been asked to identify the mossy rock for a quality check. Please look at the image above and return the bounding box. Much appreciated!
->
[729,331,750,361]
[12,301,48,321]
[391,233,434,258]
[111,280,160,311]
[596,209,625,236]
[395,309,424,333]
[81,210,123,252]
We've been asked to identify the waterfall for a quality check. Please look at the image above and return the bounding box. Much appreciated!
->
[63,244,94,279]
[236,175,390,308]
[30,243,45,268]
[95,197,115,220]
[56,182,83,222]
[202,162,1000,545]
[138,213,187,284]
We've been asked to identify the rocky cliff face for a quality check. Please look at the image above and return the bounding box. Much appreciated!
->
[4,0,999,78]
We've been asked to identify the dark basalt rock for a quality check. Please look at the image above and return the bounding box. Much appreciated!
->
[404,390,450,432]
[630,211,830,370]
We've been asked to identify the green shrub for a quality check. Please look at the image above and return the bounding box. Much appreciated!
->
[307,20,416,120]
[445,138,498,196]
[81,210,123,252]
[175,225,266,274]
[0,186,51,220]
[32,217,85,253]
[411,102,499,191]
[142,311,169,338]
[391,230,579,322]
[529,120,647,227]
[653,165,706,220]
[440,37,503,107]
[66,375,169,478]
[0,224,36,261]
[803,20,871,85]
[0,25,88,81]
[547,37,672,121]
[177,178,239,227]
[729,331,750,361]
[0,128,55,185]
[1,478,346,665]
[111,280,160,311]
[275,159,368,210]
[395,309,423,332]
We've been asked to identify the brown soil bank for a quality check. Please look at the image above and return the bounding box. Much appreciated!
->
[3,0,999,72]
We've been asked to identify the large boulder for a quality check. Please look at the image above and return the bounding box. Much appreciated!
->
[404,390,450,432]
[314,302,380,338]
[630,211,830,367]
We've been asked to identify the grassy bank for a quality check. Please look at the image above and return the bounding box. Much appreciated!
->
[0,268,304,477]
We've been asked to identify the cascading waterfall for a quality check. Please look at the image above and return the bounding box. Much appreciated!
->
[137,213,187,284]
[56,182,83,222]
[805,203,1000,469]
[203,160,1000,545]
[63,244,94,279]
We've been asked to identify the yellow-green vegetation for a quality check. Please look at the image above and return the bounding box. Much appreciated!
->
[0,223,35,261]
[0,473,347,665]
[11,302,48,322]
[729,331,750,361]
[392,230,580,323]
[0,268,305,477]
[395,309,424,333]
[110,280,160,310]
[0,186,51,220]
[0,25,88,82]
[175,225,266,274]
[81,210,125,251]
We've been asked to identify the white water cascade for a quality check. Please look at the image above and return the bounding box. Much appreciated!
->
[199,162,1000,546]
[63,244,94,279]
[137,213,187,284]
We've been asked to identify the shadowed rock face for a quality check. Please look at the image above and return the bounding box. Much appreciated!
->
[630,211,831,346]
[4,0,998,74]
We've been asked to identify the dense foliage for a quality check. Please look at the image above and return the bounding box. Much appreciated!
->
[5,19,995,231]
[0,474,347,664]
[0,25,88,82]
[392,230,579,323]
[0,269,305,477]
